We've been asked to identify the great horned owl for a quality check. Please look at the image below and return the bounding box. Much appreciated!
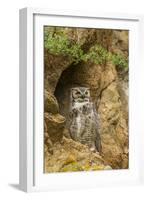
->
[69,87,101,152]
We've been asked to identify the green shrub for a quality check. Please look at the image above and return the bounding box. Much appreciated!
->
[111,54,128,68]
[82,45,109,65]
[44,29,128,69]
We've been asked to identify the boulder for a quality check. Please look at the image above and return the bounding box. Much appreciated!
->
[44,112,66,143]
[44,89,59,114]
[45,137,111,173]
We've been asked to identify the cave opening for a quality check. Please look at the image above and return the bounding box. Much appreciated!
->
[54,63,89,119]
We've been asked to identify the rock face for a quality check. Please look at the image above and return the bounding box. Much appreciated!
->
[45,137,111,173]
[44,28,129,171]
[45,112,66,143]
[98,80,128,168]
[111,30,129,57]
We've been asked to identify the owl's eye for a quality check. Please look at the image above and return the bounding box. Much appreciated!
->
[85,91,89,95]
[75,91,80,95]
